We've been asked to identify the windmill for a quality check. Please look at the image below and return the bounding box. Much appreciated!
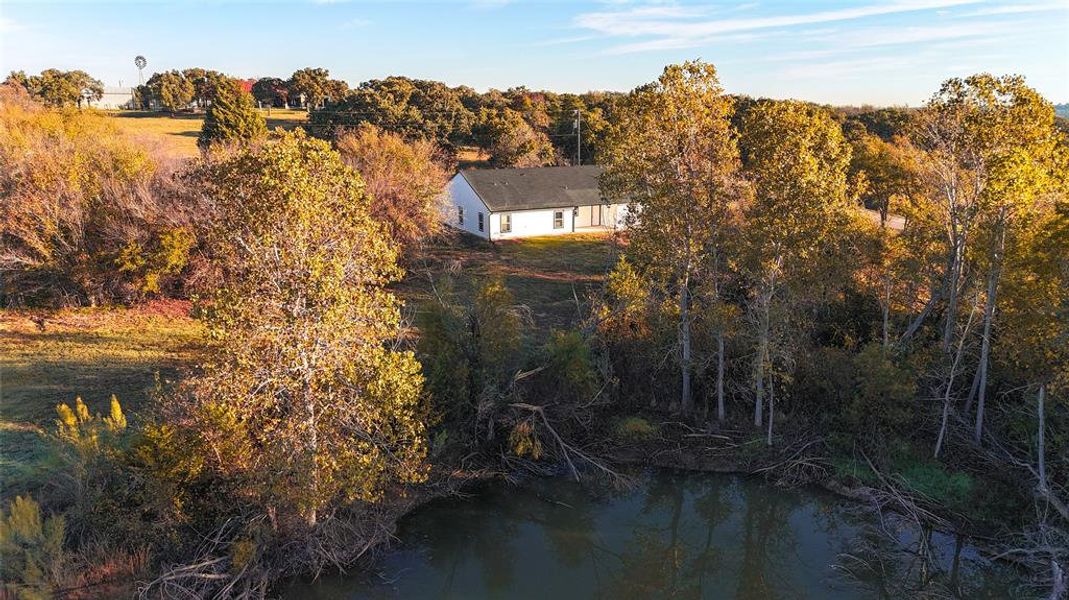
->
[134,55,147,85]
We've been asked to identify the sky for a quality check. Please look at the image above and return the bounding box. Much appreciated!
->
[1,0,1066,106]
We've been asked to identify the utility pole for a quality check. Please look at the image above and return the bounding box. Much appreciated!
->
[573,109,582,166]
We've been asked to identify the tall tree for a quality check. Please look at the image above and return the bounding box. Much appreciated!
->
[19,69,103,107]
[251,77,289,108]
[146,70,194,114]
[916,75,1063,443]
[600,61,742,416]
[287,67,331,109]
[197,79,267,148]
[739,100,852,429]
[185,130,427,527]
[478,108,557,168]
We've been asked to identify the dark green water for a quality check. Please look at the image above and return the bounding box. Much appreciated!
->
[284,471,1024,599]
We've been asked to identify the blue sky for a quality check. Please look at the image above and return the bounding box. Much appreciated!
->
[1,1,1066,105]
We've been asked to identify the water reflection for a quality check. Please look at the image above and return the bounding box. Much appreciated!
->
[284,471,1019,599]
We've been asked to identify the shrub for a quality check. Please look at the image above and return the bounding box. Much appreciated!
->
[335,123,451,250]
[544,330,598,403]
[0,89,198,306]
[898,461,974,510]
[0,495,66,600]
[613,416,658,442]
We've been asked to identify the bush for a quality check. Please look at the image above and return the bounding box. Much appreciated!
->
[544,330,598,403]
[0,89,198,306]
[898,461,974,510]
[0,495,65,600]
[613,416,658,442]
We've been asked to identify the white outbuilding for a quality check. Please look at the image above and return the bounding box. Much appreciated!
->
[444,165,632,241]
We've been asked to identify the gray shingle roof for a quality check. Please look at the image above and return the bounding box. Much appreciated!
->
[461,165,605,212]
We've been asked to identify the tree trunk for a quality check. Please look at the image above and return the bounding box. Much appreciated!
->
[898,282,941,348]
[974,210,1006,444]
[716,332,726,423]
[935,295,978,458]
[752,261,778,428]
[1038,384,1048,493]
[942,239,963,354]
[962,366,980,417]
[679,274,693,415]
[766,376,774,446]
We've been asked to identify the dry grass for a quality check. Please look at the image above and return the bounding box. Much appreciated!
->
[106,109,308,157]
[0,300,205,498]
[400,231,619,335]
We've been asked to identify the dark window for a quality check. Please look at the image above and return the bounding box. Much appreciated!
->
[553,210,564,229]
[478,212,484,232]
[501,213,512,233]
[458,206,464,225]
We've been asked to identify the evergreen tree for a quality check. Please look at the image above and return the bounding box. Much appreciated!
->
[197,80,266,149]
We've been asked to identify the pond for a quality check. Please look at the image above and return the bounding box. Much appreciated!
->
[284,470,1025,599]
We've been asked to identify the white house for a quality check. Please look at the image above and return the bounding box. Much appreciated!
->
[88,87,136,110]
[445,165,632,241]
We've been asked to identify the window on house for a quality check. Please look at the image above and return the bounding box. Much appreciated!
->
[458,206,464,226]
[478,212,484,232]
[501,213,512,233]
[553,210,564,229]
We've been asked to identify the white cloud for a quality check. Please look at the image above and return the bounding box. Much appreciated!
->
[573,0,983,54]
[964,2,1067,16]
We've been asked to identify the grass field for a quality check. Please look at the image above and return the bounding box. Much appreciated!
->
[108,108,308,157]
[399,231,619,336]
[0,233,614,499]
[0,301,205,498]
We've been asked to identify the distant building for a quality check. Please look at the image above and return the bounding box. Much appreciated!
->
[445,165,633,241]
[88,87,136,110]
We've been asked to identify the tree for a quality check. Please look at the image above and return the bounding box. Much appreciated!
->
[251,77,288,108]
[739,100,853,430]
[181,68,228,108]
[197,79,267,148]
[600,61,743,416]
[849,133,919,227]
[147,70,194,114]
[19,69,103,107]
[478,108,556,168]
[914,75,1063,443]
[287,67,331,109]
[334,123,450,249]
[184,130,427,527]
[311,76,474,144]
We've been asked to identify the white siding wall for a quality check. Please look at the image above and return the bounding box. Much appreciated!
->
[445,174,491,240]
[491,208,575,241]
[446,171,637,241]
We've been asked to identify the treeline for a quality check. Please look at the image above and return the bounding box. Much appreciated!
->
[7,65,938,173]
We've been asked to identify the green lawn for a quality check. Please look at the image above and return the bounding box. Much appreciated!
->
[0,302,204,498]
[107,109,308,157]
